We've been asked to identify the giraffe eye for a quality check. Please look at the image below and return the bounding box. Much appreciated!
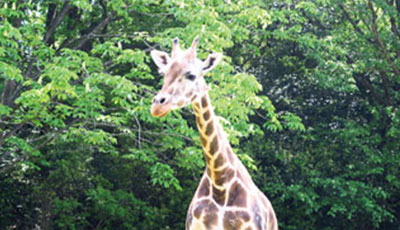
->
[186,74,196,81]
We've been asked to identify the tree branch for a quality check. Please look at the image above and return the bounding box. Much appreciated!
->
[388,0,400,59]
[387,0,400,39]
[368,0,400,76]
[379,71,393,106]
[44,1,71,44]
[339,4,375,44]
[0,80,17,108]
[356,73,385,105]
[73,13,114,50]
[0,122,25,147]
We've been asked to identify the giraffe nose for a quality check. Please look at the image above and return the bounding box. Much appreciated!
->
[152,93,170,105]
[151,93,172,117]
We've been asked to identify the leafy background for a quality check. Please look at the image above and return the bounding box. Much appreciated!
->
[0,0,399,229]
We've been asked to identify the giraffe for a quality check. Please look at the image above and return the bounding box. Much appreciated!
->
[150,37,278,230]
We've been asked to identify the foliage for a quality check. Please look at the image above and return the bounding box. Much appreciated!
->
[0,0,399,230]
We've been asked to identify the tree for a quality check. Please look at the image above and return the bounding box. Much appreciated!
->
[0,0,289,229]
[232,0,400,229]
[1,0,398,229]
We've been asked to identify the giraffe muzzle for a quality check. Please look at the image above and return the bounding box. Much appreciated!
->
[151,93,172,117]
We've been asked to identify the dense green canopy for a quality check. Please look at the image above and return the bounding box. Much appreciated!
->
[0,0,399,229]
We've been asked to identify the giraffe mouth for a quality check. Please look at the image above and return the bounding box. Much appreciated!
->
[150,104,171,117]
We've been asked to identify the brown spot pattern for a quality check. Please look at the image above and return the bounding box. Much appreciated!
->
[214,168,235,186]
[209,136,219,155]
[197,178,210,198]
[193,199,218,219]
[201,96,208,108]
[193,206,202,219]
[236,211,251,222]
[214,154,224,168]
[203,211,218,229]
[227,181,247,207]
[205,121,214,136]
[203,110,210,121]
[212,185,226,206]
[223,211,244,230]
[166,74,178,86]
[165,62,181,86]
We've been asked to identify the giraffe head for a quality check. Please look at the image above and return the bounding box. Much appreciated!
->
[150,37,222,117]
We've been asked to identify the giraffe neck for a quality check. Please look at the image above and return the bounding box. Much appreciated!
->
[192,92,241,205]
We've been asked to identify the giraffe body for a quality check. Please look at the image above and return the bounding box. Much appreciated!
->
[150,37,278,230]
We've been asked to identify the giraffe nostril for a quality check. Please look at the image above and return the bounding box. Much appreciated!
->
[159,97,166,104]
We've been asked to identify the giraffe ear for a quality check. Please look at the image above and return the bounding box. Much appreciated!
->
[150,50,170,69]
[202,53,222,74]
